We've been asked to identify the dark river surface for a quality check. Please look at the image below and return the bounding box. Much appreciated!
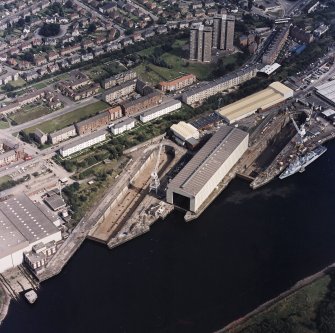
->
[1,141,335,333]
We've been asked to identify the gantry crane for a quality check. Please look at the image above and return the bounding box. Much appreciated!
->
[290,114,306,143]
[149,143,163,194]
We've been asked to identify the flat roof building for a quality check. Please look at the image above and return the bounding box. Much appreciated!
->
[216,82,294,124]
[315,80,335,106]
[140,99,181,123]
[166,126,249,212]
[182,66,258,105]
[0,194,62,273]
[110,118,135,135]
[59,132,106,157]
[48,125,77,145]
[170,121,200,142]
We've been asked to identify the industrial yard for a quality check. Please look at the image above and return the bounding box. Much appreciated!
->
[0,0,335,329]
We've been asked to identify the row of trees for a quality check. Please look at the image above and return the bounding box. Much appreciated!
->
[0,175,30,192]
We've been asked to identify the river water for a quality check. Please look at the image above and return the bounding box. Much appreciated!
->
[1,141,335,333]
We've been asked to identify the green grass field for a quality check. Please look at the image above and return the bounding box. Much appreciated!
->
[0,119,10,129]
[135,38,217,83]
[224,275,331,333]
[85,61,125,81]
[24,101,109,134]
[8,77,26,88]
[0,176,11,186]
[10,104,52,125]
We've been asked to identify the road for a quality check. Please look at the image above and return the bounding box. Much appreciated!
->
[6,96,98,134]
[128,0,159,22]
[73,0,125,35]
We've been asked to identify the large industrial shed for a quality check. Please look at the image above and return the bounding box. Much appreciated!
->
[0,194,61,273]
[166,126,249,212]
[315,80,335,106]
[216,82,293,124]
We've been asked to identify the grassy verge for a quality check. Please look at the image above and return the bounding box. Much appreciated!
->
[0,176,11,186]
[0,119,10,129]
[10,104,52,125]
[0,175,30,191]
[224,275,330,333]
[8,77,26,89]
[24,101,110,134]
[135,37,218,84]
[223,268,335,333]
[62,155,129,224]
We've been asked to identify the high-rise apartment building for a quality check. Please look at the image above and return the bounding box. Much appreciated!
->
[213,14,235,51]
[189,24,213,63]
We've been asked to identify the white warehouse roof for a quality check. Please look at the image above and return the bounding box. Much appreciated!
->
[170,121,200,141]
[259,63,281,75]
[0,194,60,260]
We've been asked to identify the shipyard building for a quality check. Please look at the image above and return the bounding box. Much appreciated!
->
[166,126,249,212]
[0,194,61,273]
[216,82,294,123]
[315,80,335,106]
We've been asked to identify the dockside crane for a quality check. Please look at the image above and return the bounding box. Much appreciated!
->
[290,114,306,143]
[149,143,163,194]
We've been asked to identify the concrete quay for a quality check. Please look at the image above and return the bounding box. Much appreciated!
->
[36,147,158,281]
[37,138,184,282]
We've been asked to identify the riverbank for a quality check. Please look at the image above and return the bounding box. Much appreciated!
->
[218,264,335,333]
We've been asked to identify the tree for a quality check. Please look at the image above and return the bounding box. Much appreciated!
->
[157,17,167,24]
[22,51,34,62]
[65,0,74,8]
[39,23,61,37]
[49,2,64,17]
[87,23,97,34]
[17,18,25,28]
[125,28,135,35]
[3,83,14,92]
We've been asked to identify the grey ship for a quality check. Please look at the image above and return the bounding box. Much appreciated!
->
[279,146,327,179]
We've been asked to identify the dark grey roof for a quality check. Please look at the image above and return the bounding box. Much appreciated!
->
[44,195,66,211]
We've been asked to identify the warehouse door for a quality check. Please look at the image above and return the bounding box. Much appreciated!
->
[173,192,190,211]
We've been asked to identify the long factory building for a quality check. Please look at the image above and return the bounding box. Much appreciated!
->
[0,194,62,273]
[166,126,249,213]
[60,132,106,157]
[181,65,258,105]
[216,82,294,124]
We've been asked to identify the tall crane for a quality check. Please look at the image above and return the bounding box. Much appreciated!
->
[290,115,306,143]
[149,143,163,194]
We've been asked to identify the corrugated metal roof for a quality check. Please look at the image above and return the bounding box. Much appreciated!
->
[168,126,248,196]
[0,194,60,259]
[170,121,199,141]
[217,82,293,123]
[316,80,335,103]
